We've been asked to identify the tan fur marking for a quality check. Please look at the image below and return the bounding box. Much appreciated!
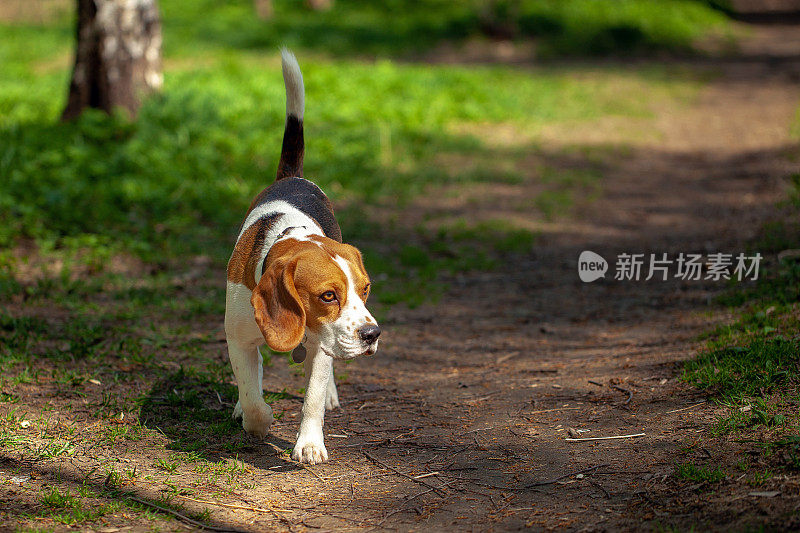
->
[310,235,371,302]
[227,214,282,289]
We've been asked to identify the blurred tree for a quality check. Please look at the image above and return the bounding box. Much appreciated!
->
[306,0,333,11]
[254,0,273,19]
[62,0,162,120]
[479,0,521,40]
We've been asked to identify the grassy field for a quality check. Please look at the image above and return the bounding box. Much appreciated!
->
[679,174,800,491]
[0,1,752,530]
[0,0,715,303]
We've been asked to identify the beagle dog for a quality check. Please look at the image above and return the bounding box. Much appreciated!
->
[225,50,381,464]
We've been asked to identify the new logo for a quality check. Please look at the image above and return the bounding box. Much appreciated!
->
[578,250,608,282]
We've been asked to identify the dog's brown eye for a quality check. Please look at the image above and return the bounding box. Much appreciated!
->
[320,291,337,303]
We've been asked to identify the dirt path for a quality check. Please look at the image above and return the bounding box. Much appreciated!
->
[229,23,800,532]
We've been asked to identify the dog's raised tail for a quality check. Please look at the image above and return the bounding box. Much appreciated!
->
[277,48,305,180]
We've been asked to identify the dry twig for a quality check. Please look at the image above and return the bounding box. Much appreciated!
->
[665,401,705,414]
[126,495,248,532]
[588,479,611,498]
[174,495,292,514]
[363,451,448,496]
[527,407,581,415]
[526,464,609,487]
[376,479,460,526]
[175,496,296,530]
[611,385,633,404]
[300,464,327,482]
[565,433,645,442]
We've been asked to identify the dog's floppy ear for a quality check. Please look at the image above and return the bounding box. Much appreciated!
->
[251,255,305,352]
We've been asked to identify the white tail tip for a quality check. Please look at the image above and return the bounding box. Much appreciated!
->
[280,48,304,120]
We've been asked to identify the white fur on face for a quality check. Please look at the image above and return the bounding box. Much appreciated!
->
[306,255,378,360]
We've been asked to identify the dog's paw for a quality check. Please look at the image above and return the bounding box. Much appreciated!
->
[292,432,328,465]
[240,402,274,439]
[232,400,243,420]
[325,395,340,411]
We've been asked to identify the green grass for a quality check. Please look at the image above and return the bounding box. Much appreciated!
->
[684,337,800,404]
[685,172,800,403]
[0,0,717,251]
[0,0,717,314]
[36,486,115,525]
[676,462,726,483]
[682,169,800,478]
[712,398,791,436]
[0,60,693,307]
[159,0,731,59]
[0,58,690,257]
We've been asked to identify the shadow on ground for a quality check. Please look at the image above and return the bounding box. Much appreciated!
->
[138,369,296,468]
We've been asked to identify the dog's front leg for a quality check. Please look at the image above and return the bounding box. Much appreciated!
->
[292,340,331,464]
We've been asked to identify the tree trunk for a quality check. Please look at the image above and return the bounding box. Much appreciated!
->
[254,0,273,19]
[306,0,333,11]
[62,0,162,121]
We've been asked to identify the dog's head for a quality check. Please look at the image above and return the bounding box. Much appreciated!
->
[251,231,380,360]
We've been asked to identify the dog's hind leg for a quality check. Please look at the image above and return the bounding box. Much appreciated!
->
[325,359,340,411]
[228,340,274,439]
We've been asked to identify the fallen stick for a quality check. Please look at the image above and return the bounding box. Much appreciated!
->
[611,385,633,405]
[565,433,645,442]
[126,495,248,533]
[496,352,519,364]
[377,479,460,526]
[588,478,611,499]
[666,401,705,414]
[458,425,497,436]
[594,469,653,475]
[363,451,448,496]
[527,407,581,415]
[412,471,441,480]
[526,464,609,487]
[264,441,290,455]
[175,496,296,530]
[300,464,327,483]
[174,495,293,514]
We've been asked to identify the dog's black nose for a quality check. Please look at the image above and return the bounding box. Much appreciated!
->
[358,324,381,343]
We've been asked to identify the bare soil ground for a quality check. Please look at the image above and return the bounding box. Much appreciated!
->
[2,23,799,533]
